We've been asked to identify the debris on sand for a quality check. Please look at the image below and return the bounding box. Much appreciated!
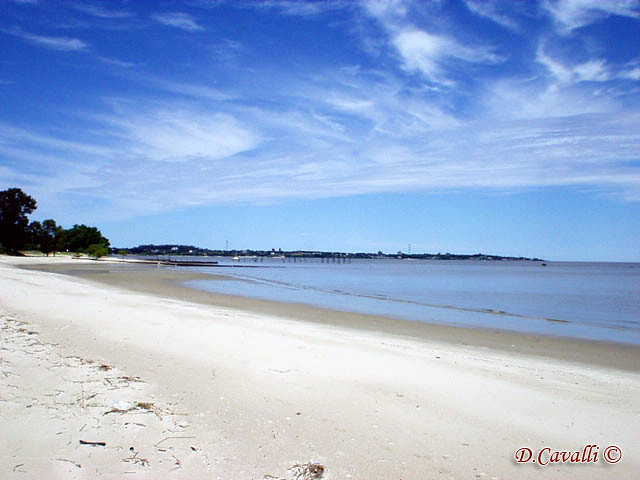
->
[289,462,325,479]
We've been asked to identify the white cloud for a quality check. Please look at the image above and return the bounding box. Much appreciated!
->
[70,2,132,19]
[361,2,503,86]
[621,67,640,80]
[484,77,615,120]
[573,59,610,81]
[150,79,230,101]
[101,107,259,162]
[5,27,88,51]
[464,0,519,30]
[537,45,611,83]
[98,57,139,69]
[151,12,204,31]
[254,0,345,17]
[392,29,502,85]
[543,0,640,32]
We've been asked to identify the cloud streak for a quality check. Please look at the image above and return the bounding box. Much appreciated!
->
[543,0,640,32]
[151,12,204,31]
[464,0,520,30]
[393,29,503,85]
[70,2,132,19]
[4,27,88,51]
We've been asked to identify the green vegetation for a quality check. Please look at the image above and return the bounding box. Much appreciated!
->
[0,187,109,256]
[0,188,37,254]
[86,243,109,259]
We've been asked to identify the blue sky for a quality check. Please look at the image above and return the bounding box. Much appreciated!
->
[1,0,639,261]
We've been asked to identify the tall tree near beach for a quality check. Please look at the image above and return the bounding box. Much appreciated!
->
[0,188,37,254]
[60,224,110,253]
[28,218,63,256]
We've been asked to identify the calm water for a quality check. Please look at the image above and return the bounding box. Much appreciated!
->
[178,258,640,345]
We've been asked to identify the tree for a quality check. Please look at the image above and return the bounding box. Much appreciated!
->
[41,219,62,256]
[86,243,109,259]
[0,188,37,253]
[27,220,43,250]
[60,224,110,253]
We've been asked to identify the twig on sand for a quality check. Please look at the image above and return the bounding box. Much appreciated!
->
[55,458,81,469]
[154,436,196,448]
[79,440,106,447]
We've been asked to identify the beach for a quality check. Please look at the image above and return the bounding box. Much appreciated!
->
[1,256,639,479]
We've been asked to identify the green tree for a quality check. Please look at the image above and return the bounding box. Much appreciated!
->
[27,220,43,251]
[0,188,37,253]
[60,224,110,253]
[41,219,63,256]
[26,219,63,255]
[86,243,109,259]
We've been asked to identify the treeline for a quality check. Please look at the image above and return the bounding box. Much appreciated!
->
[0,188,110,257]
[118,243,543,262]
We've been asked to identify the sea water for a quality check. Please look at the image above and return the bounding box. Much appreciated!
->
[181,258,640,345]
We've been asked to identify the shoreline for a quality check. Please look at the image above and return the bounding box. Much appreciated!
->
[23,259,640,372]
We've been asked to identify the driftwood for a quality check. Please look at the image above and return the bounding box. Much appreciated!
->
[79,440,106,446]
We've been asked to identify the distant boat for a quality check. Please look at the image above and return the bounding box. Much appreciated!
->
[232,256,239,261]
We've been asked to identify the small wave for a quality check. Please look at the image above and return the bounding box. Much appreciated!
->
[217,272,576,325]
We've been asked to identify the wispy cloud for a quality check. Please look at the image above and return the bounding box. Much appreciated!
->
[362,2,504,86]
[622,67,640,80]
[251,0,347,17]
[535,43,640,84]
[69,2,132,19]
[464,0,520,31]
[4,27,88,51]
[95,103,259,163]
[392,29,503,85]
[543,0,640,32]
[97,57,139,69]
[151,12,204,31]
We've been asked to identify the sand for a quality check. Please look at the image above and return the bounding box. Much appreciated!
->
[1,256,639,479]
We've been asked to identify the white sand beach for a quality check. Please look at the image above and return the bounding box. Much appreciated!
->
[1,256,639,479]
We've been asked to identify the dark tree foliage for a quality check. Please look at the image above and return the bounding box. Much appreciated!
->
[27,220,43,249]
[60,224,110,253]
[28,219,63,255]
[0,188,37,253]
[42,219,63,255]
[2,188,110,255]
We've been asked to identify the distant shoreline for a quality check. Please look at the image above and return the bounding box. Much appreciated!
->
[113,244,545,262]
